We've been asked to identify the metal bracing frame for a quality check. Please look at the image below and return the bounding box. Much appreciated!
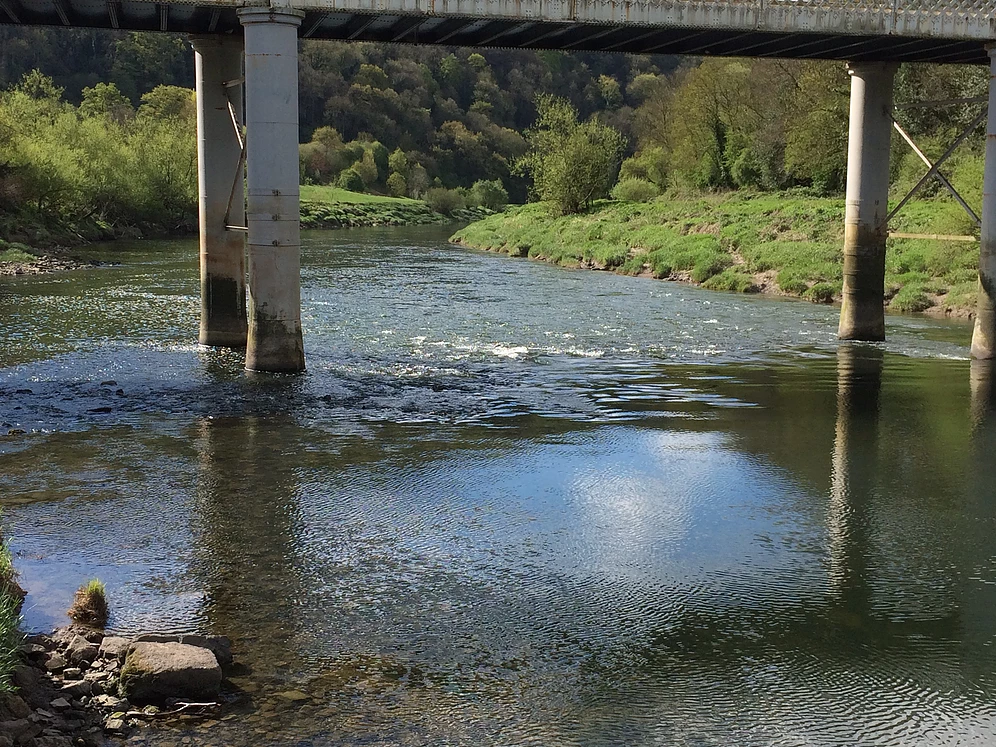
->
[222,76,248,233]
[884,100,987,242]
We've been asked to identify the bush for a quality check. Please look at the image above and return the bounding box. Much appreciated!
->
[890,285,933,313]
[425,187,466,215]
[386,172,407,198]
[516,95,627,215]
[804,282,836,303]
[470,179,508,210]
[337,168,364,192]
[611,178,659,203]
[701,268,758,293]
[68,578,108,628]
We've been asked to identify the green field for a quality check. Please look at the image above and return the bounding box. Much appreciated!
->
[451,192,981,316]
[300,185,421,205]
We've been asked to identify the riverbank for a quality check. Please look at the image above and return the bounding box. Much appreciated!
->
[450,193,981,317]
[300,185,490,229]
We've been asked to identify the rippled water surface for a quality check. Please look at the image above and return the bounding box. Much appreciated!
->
[2,225,995,746]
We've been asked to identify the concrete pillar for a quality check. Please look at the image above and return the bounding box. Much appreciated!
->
[238,6,305,373]
[191,35,247,348]
[971,48,996,359]
[838,62,898,342]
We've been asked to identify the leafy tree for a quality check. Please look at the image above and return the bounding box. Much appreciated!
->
[470,179,508,210]
[387,172,407,197]
[80,82,132,123]
[516,95,626,215]
[337,168,364,192]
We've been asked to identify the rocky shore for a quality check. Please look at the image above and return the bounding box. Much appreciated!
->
[1,627,235,747]
[0,255,95,277]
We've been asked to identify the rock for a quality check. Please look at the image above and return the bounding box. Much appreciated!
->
[0,695,30,721]
[29,711,51,723]
[32,737,72,747]
[60,668,81,681]
[11,667,38,692]
[275,690,309,702]
[91,695,121,711]
[119,643,221,703]
[42,654,66,673]
[0,719,40,744]
[17,644,46,660]
[103,718,125,733]
[0,736,11,747]
[64,636,97,666]
[131,634,177,644]
[97,637,129,663]
[179,635,233,670]
[59,681,90,698]
[46,700,69,713]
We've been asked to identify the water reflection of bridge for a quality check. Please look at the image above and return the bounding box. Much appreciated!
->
[4,0,996,370]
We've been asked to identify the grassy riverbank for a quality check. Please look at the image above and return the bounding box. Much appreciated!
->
[450,192,981,317]
[300,185,490,229]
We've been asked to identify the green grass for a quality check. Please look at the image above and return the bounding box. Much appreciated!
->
[68,577,109,627]
[0,241,38,263]
[451,192,982,314]
[0,516,21,693]
[300,185,421,205]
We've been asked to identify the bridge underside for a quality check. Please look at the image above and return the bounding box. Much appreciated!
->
[0,2,989,64]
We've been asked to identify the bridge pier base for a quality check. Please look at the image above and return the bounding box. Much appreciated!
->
[838,62,897,342]
[192,35,247,349]
[972,47,996,359]
[238,6,306,373]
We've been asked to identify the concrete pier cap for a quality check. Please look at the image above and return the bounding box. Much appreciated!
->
[238,3,306,373]
[838,61,898,342]
[971,45,996,359]
[191,33,248,349]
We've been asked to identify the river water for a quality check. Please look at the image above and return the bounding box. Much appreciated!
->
[1,225,995,746]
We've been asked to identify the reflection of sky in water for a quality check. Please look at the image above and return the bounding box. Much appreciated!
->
[0,227,993,745]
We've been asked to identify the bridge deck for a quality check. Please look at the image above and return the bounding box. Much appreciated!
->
[1,0,993,62]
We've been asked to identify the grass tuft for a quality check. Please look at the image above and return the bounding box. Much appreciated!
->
[68,578,108,628]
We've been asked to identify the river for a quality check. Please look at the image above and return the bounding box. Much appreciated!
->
[1,225,995,746]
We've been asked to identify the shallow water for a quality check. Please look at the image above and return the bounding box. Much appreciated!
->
[1,225,995,746]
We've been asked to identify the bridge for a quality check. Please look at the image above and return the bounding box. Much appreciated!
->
[4,0,996,371]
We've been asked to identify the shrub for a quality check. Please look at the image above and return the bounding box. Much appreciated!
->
[701,268,758,293]
[387,172,407,198]
[68,579,108,628]
[337,168,364,193]
[778,278,808,296]
[425,187,466,215]
[804,283,836,304]
[890,285,933,313]
[611,178,659,203]
[470,179,508,210]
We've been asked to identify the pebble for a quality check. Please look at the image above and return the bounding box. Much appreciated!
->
[48,699,70,711]
[103,718,125,732]
[61,668,81,680]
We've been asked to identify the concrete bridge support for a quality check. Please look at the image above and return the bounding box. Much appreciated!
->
[838,62,898,342]
[972,48,996,359]
[238,6,306,372]
[192,35,247,349]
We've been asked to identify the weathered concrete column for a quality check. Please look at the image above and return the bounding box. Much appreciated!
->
[191,35,247,348]
[971,47,996,359]
[237,6,305,372]
[838,62,898,341]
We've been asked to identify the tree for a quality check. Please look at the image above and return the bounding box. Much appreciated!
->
[516,94,626,215]
[470,179,508,210]
[387,172,407,197]
[79,82,132,123]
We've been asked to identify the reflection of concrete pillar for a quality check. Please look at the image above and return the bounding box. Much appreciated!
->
[192,415,302,673]
[970,359,996,432]
[828,344,883,600]
[839,62,897,342]
[972,48,996,359]
[238,7,306,373]
[191,35,247,348]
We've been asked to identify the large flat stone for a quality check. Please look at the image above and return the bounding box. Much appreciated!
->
[119,642,222,703]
